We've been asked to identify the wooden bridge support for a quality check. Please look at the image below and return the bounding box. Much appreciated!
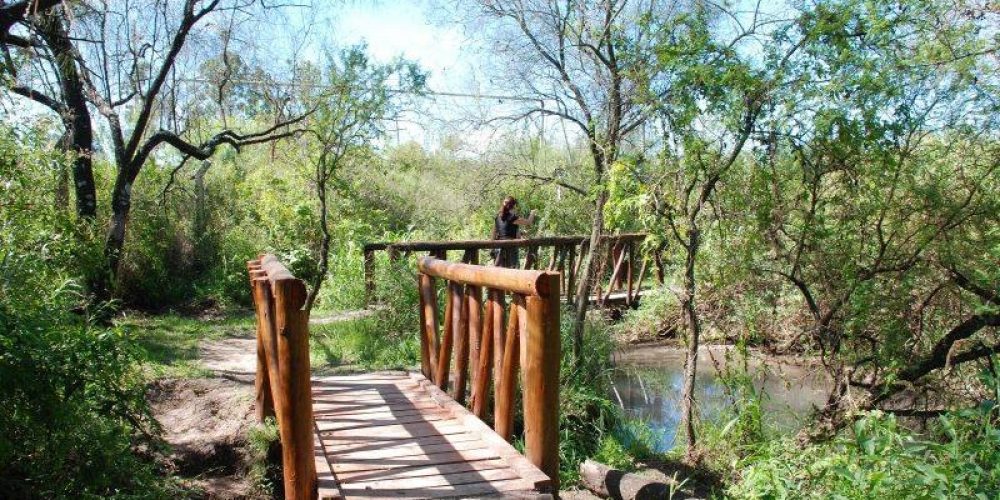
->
[248,256,318,500]
[364,233,663,308]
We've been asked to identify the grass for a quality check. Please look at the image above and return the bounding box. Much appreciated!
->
[246,418,282,497]
[310,313,420,372]
[120,312,256,379]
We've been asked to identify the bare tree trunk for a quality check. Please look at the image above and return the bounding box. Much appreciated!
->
[305,177,330,313]
[680,226,700,461]
[572,189,608,364]
[54,133,70,211]
[99,174,134,302]
[38,12,97,219]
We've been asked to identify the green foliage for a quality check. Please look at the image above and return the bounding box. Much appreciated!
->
[557,315,658,485]
[0,130,168,497]
[731,402,1000,499]
[246,419,281,497]
[311,258,420,370]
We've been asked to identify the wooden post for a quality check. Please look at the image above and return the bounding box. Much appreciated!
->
[495,296,520,441]
[472,292,495,418]
[248,261,275,423]
[524,245,538,270]
[523,274,561,490]
[363,248,375,305]
[626,242,635,306]
[252,278,284,427]
[633,258,649,305]
[493,291,506,392]
[567,244,578,304]
[418,273,438,380]
[463,250,481,400]
[454,281,470,403]
[435,283,455,390]
[271,276,317,500]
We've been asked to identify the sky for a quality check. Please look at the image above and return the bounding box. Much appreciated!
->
[311,1,534,151]
[329,1,473,92]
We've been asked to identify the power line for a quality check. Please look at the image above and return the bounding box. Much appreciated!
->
[173,77,542,103]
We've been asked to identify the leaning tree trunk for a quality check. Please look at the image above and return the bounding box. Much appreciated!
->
[572,188,609,364]
[679,226,701,461]
[304,175,331,313]
[38,12,97,219]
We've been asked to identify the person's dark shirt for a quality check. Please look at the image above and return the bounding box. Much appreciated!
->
[495,212,519,239]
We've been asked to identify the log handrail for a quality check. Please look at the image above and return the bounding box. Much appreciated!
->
[247,255,317,500]
[365,233,664,306]
[365,233,647,252]
[416,257,562,490]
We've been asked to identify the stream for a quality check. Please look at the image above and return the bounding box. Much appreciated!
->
[610,345,830,451]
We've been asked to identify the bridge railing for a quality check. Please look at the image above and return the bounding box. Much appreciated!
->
[416,257,562,488]
[247,255,317,500]
[364,233,664,306]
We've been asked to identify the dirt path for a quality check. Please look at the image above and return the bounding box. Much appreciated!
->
[199,337,258,376]
[148,309,377,498]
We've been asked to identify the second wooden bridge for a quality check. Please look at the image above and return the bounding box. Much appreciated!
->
[363,233,665,308]
[248,254,562,499]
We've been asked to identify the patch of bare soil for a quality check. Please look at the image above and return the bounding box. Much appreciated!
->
[200,337,258,377]
[147,377,259,499]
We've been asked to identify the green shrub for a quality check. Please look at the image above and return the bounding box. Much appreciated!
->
[730,382,1000,499]
[0,130,169,497]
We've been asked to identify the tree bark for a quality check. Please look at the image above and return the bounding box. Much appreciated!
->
[100,171,136,301]
[680,226,701,461]
[580,460,677,500]
[572,188,608,364]
[36,12,97,219]
[304,174,330,313]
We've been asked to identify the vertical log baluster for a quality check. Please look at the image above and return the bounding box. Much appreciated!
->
[495,295,521,440]
[633,257,649,305]
[493,291,506,390]
[418,273,439,381]
[435,283,455,390]
[454,281,470,403]
[251,281,276,422]
[271,276,316,500]
[248,261,275,423]
[463,250,480,402]
[604,240,629,304]
[472,290,496,418]
[524,245,538,270]
[626,242,635,306]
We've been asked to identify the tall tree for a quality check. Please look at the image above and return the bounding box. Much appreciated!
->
[6,0,312,301]
[747,0,1000,439]
[301,47,425,312]
[464,0,668,363]
[4,6,97,218]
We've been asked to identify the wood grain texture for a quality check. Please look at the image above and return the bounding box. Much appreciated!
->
[312,372,550,498]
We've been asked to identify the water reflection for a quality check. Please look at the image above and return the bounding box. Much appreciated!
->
[610,347,830,451]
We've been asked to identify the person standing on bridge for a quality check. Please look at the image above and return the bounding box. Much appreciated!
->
[491,196,535,268]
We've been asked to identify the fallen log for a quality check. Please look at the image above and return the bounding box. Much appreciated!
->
[579,459,678,500]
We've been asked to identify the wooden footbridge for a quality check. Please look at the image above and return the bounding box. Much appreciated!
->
[248,253,565,499]
[362,234,664,309]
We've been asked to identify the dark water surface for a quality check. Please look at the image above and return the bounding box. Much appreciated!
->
[610,346,830,451]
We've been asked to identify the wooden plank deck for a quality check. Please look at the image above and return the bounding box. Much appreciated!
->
[311,372,553,500]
